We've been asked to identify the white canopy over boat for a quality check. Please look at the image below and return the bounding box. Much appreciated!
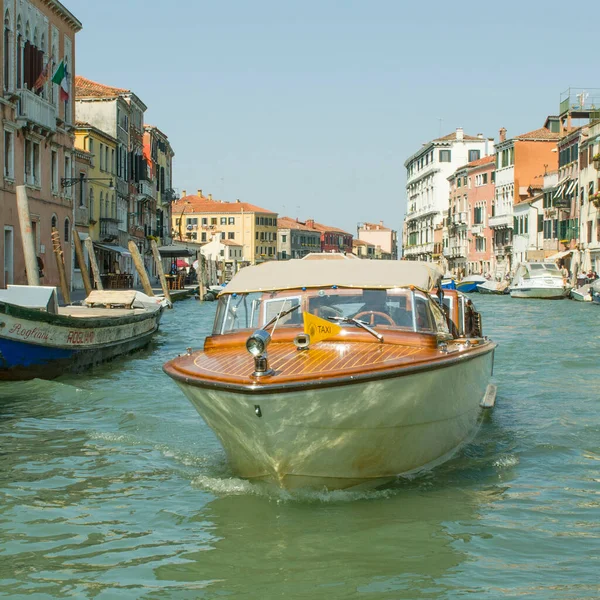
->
[221,259,443,294]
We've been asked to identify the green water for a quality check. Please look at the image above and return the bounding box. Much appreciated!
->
[0,297,598,599]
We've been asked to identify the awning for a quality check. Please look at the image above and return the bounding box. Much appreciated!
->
[94,243,132,257]
[546,249,573,260]
[157,245,194,258]
[564,180,577,196]
[553,184,565,199]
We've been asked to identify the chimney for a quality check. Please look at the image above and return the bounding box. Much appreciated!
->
[197,189,202,197]
[456,127,464,141]
[477,133,483,139]
[499,127,507,142]
[306,219,315,229]
[208,193,212,200]
[236,198,240,203]
[182,189,187,198]
[379,220,384,226]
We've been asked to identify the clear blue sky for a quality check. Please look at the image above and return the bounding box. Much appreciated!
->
[68,0,597,234]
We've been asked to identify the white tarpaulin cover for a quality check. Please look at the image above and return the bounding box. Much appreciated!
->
[221,259,443,294]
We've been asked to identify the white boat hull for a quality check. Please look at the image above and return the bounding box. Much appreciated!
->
[175,350,494,490]
[510,286,568,299]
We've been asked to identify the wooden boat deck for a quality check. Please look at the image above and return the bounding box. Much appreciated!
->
[166,331,494,391]
[58,306,150,318]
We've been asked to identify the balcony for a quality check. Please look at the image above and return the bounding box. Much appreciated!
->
[137,179,156,200]
[488,213,512,229]
[450,242,468,258]
[16,89,57,132]
[100,218,120,241]
[471,224,483,235]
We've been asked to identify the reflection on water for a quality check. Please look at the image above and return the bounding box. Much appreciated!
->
[0,297,598,598]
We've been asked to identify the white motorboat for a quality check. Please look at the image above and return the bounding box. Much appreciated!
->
[509,262,569,299]
[571,280,600,302]
[164,258,497,490]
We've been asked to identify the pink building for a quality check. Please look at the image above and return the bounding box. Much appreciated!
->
[446,155,495,276]
[1,1,82,290]
[357,221,398,259]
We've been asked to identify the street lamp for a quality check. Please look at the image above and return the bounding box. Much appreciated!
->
[61,173,114,189]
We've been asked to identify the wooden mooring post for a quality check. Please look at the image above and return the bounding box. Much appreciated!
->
[150,239,172,305]
[197,252,205,300]
[128,240,154,297]
[51,228,71,305]
[84,237,103,290]
[15,185,40,286]
[72,229,92,297]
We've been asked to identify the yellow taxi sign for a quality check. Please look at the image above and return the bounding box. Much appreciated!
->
[303,311,342,344]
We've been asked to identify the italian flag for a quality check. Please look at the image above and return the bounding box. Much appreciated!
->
[52,60,69,102]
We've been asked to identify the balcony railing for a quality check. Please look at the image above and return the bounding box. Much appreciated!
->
[100,218,120,240]
[471,224,483,235]
[17,89,57,131]
[488,214,512,229]
[137,179,156,200]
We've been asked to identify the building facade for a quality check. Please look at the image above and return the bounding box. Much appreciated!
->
[305,219,353,253]
[172,192,277,264]
[277,216,321,260]
[357,221,397,259]
[403,128,492,262]
[579,120,600,272]
[1,0,81,289]
[491,126,559,276]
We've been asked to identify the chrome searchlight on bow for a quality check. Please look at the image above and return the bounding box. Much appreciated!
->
[246,329,273,377]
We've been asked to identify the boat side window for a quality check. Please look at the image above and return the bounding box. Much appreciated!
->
[212,293,262,334]
[429,298,451,336]
[414,292,434,332]
[262,296,302,327]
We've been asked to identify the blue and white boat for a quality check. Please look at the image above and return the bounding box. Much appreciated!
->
[456,275,487,293]
[0,286,165,381]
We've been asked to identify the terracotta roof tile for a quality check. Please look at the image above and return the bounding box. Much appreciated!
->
[514,127,561,141]
[434,131,483,142]
[310,221,352,235]
[75,75,129,99]
[361,221,393,232]
[173,195,276,215]
[277,216,320,231]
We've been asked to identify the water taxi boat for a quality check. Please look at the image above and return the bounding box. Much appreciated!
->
[509,262,569,299]
[164,259,497,490]
[0,286,165,381]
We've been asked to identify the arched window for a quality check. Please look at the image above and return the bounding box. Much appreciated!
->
[99,191,104,218]
[64,218,70,243]
[89,187,94,221]
[3,11,11,91]
[51,214,57,229]
[16,17,22,88]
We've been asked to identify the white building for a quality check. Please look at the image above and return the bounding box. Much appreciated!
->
[513,193,544,265]
[403,128,492,261]
[200,235,243,262]
[578,120,600,272]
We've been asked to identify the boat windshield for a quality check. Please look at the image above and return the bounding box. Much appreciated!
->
[528,263,562,277]
[212,288,450,336]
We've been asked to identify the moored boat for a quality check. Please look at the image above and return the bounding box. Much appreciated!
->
[509,262,569,299]
[0,286,165,381]
[164,259,497,491]
[456,275,487,293]
[476,280,509,295]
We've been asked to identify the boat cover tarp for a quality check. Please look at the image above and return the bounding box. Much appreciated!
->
[221,259,443,294]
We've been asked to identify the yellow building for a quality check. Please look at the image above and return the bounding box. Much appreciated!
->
[74,123,120,272]
[172,191,278,263]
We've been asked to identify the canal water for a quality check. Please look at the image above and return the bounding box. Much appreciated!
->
[0,296,598,599]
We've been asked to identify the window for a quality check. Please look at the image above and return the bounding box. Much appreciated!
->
[220,232,225,240]
[64,218,70,243]
[89,188,94,221]
[211,217,217,225]
[228,217,235,225]
[64,154,71,197]
[51,149,58,192]
[3,129,14,179]
[282,234,287,243]
[32,142,40,186]
[469,150,481,162]
[202,217,208,225]
[78,171,86,206]
[220,217,227,225]
[439,150,451,162]
[201,232,207,242]
[228,232,235,240]
[51,214,57,229]
[99,144,104,170]
[482,173,487,185]
[3,12,11,91]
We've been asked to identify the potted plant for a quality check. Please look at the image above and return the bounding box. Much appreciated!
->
[594,153,600,170]
[591,192,600,208]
